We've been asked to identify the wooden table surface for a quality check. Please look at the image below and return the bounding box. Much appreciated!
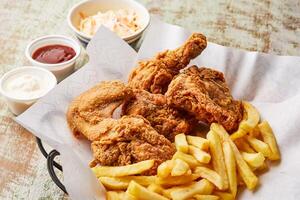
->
[0,0,299,199]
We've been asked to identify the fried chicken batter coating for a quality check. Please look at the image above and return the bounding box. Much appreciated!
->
[91,115,175,175]
[122,89,193,141]
[166,66,243,133]
[67,81,133,140]
[67,81,175,174]
[128,33,207,94]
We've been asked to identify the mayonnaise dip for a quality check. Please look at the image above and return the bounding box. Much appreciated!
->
[0,66,57,115]
[3,74,45,99]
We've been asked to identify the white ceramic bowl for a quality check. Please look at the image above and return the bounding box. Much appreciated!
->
[25,35,81,81]
[68,0,150,44]
[0,66,57,115]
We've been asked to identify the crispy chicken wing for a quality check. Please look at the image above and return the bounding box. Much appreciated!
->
[67,81,175,174]
[122,89,193,141]
[67,81,133,140]
[166,66,243,133]
[128,33,207,94]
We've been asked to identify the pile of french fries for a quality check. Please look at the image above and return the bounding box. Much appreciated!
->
[92,101,280,200]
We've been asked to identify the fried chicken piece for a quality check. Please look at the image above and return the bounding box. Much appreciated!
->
[91,115,175,175]
[166,66,243,133]
[67,81,133,140]
[67,81,175,174]
[122,89,193,141]
[128,33,207,94]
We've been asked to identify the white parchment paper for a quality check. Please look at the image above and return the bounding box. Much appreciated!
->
[16,18,300,200]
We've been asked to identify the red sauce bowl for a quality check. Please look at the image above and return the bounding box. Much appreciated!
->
[25,35,81,81]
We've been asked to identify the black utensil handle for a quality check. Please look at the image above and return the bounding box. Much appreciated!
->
[47,150,68,194]
[36,137,63,171]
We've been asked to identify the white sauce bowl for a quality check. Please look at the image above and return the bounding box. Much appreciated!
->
[25,35,81,81]
[68,0,150,44]
[0,66,57,115]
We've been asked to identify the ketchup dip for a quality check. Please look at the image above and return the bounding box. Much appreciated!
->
[26,35,81,81]
[32,44,76,64]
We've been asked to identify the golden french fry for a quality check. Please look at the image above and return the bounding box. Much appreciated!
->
[156,174,198,187]
[213,192,234,200]
[222,141,237,197]
[172,151,199,168]
[230,102,260,140]
[249,126,261,138]
[211,123,258,190]
[258,121,281,160]
[186,169,192,175]
[189,145,211,164]
[92,160,154,177]
[124,193,138,200]
[106,191,126,200]
[242,152,265,168]
[246,136,272,158]
[126,181,168,200]
[186,135,210,151]
[237,171,245,186]
[170,179,214,200]
[147,183,164,194]
[175,133,189,153]
[99,176,156,190]
[255,160,269,172]
[194,194,220,200]
[234,138,255,153]
[99,177,127,190]
[163,185,186,199]
[207,130,229,190]
[171,159,190,176]
[194,166,223,190]
[157,160,174,178]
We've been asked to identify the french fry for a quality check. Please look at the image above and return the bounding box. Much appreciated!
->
[171,159,190,176]
[234,138,255,153]
[163,185,187,199]
[222,141,237,197]
[186,135,210,151]
[194,166,224,190]
[189,145,211,164]
[207,130,229,190]
[124,192,138,200]
[147,183,164,194]
[163,184,208,199]
[99,176,156,190]
[255,160,269,172]
[246,136,272,158]
[156,174,198,187]
[241,152,265,168]
[170,179,214,200]
[211,123,258,190]
[127,181,168,200]
[213,192,234,200]
[172,151,199,168]
[106,191,126,200]
[175,133,189,153]
[249,126,261,138]
[99,177,127,190]
[258,121,281,160]
[92,160,154,177]
[230,102,260,140]
[194,194,220,200]
[186,169,192,175]
[236,172,245,186]
[157,160,174,178]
